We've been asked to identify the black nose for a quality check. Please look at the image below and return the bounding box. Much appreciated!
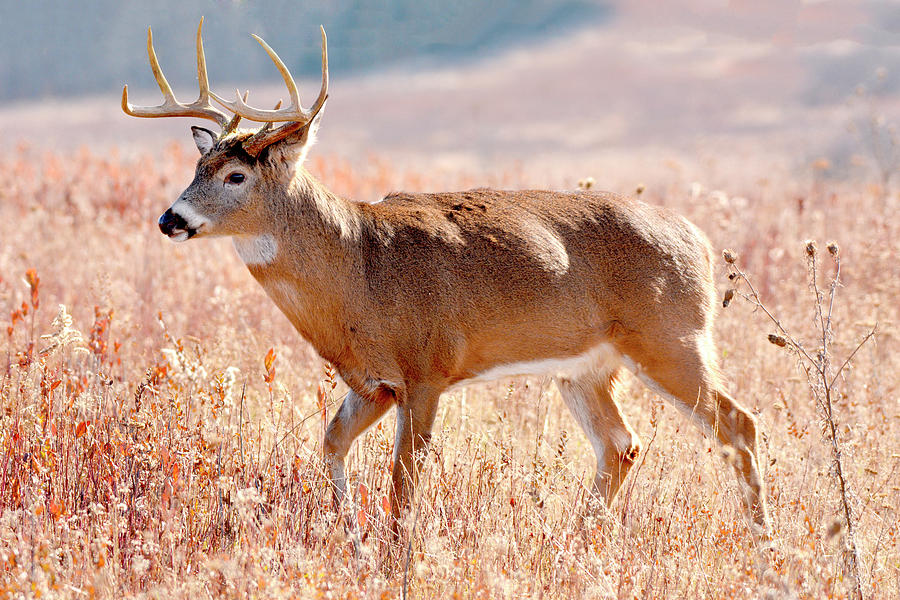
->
[158,209,188,235]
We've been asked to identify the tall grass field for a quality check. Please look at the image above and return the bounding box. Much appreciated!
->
[1,141,898,598]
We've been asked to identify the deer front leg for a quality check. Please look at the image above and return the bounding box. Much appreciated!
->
[557,370,642,505]
[324,390,394,507]
[390,391,440,530]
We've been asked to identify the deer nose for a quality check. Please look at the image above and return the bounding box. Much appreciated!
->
[158,208,188,235]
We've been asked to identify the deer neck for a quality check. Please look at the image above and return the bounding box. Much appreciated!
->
[233,168,365,364]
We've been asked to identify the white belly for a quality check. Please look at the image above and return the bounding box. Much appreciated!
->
[455,342,622,388]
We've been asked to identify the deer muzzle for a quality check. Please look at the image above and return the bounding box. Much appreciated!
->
[158,208,194,241]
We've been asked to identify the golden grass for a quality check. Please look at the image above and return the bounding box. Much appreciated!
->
[0,142,898,599]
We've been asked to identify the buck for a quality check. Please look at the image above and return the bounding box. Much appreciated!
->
[123,21,769,533]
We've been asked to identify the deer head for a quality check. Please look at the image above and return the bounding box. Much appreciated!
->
[122,18,328,241]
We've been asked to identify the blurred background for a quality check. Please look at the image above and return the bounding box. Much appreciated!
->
[1,0,898,184]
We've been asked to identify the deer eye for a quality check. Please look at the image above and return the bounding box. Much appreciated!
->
[225,172,245,185]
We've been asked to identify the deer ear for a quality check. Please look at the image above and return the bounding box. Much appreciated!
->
[191,126,216,155]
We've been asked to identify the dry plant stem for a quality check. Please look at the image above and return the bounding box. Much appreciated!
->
[402,485,424,600]
[729,252,874,600]
[809,253,865,600]
[621,418,658,527]
[239,380,246,473]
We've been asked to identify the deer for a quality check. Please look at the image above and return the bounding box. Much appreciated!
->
[122,20,770,536]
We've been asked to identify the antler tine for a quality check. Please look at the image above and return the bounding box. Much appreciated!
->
[223,90,249,135]
[122,18,229,128]
[312,26,329,118]
[210,27,329,124]
[148,26,177,104]
[255,99,284,136]
[253,34,302,114]
[195,18,213,104]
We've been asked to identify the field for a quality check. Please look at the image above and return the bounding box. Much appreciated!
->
[0,133,898,600]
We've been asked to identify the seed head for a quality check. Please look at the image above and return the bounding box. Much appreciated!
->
[826,519,843,539]
[805,240,817,257]
[723,249,737,264]
[768,334,787,347]
[722,288,735,308]
[826,241,840,257]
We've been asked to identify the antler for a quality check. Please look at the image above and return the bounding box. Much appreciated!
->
[223,91,250,135]
[122,18,229,128]
[211,27,329,156]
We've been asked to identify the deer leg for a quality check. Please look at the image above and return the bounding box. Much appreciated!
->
[628,335,770,533]
[390,391,440,528]
[324,390,394,507]
[557,368,642,505]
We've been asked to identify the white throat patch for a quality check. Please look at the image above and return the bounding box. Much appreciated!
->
[234,234,278,266]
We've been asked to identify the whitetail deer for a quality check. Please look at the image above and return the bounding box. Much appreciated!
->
[123,20,769,534]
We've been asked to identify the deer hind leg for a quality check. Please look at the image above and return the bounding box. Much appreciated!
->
[324,390,394,507]
[557,367,642,505]
[390,390,440,526]
[627,334,770,532]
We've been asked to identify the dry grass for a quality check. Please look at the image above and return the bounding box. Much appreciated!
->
[0,141,898,599]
